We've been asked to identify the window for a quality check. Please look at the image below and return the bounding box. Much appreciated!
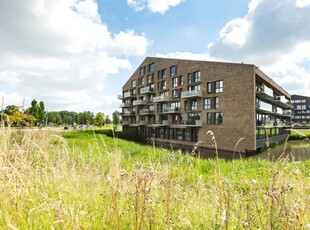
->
[188,73,192,84]
[184,129,190,141]
[170,65,176,76]
[161,80,166,90]
[131,80,136,88]
[215,97,219,109]
[215,112,223,125]
[141,77,144,85]
[147,74,152,83]
[173,77,178,87]
[204,98,211,110]
[194,71,201,83]
[215,80,223,93]
[207,83,212,93]
[179,76,183,85]
[207,113,211,125]
[149,63,155,72]
[191,100,197,111]
[171,102,180,109]
[162,69,166,79]
[139,67,145,76]
[177,129,183,140]
[172,89,178,99]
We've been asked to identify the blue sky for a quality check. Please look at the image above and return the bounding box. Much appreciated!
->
[0,0,310,115]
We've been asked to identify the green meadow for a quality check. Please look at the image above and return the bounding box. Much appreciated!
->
[1,129,310,229]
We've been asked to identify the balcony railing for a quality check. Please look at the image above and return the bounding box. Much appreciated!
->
[123,91,135,98]
[133,100,147,106]
[163,107,180,113]
[148,120,169,127]
[181,90,202,99]
[122,121,129,125]
[131,120,147,126]
[141,86,155,94]
[119,103,130,108]
[118,95,123,99]
[140,109,153,115]
[123,111,135,116]
[181,120,202,127]
[153,95,169,103]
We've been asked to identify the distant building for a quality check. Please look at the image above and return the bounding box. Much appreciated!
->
[118,57,292,155]
[291,94,310,124]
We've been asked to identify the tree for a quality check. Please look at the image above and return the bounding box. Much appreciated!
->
[112,111,120,129]
[38,101,45,124]
[4,105,18,115]
[79,111,94,125]
[29,99,39,122]
[105,115,111,125]
[95,112,104,128]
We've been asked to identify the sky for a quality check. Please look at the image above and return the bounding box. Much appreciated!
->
[0,0,310,115]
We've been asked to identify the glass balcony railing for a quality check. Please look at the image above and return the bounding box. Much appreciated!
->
[153,95,169,103]
[181,90,202,99]
[133,100,147,106]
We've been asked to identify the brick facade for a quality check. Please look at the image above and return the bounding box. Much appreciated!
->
[119,57,292,154]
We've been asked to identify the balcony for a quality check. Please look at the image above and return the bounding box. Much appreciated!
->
[123,111,135,116]
[148,120,169,127]
[256,91,291,109]
[133,100,147,106]
[163,107,180,114]
[119,103,130,108]
[181,90,202,99]
[256,107,293,118]
[118,95,123,99]
[131,120,147,126]
[140,109,153,115]
[153,95,169,103]
[123,91,135,98]
[122,121,129,125]
[141,86,155,94]
[181,120,202,127]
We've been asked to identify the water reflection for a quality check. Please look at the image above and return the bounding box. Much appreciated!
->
[252,141,310,162]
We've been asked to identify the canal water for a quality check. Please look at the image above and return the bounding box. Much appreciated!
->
[251,140,310,162]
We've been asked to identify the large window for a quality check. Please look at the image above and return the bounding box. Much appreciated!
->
[162,69,166,79]
[215,112,223,125]
[141,77,144,85]
[204,98,211,110]
[177,129,183,140]
[139,67,145,76]
[215,97,219,109]
[215,80,223,93]
[149,63,155,72]
[179,76,183,85]
[170,65,176,76]
[131,80,136,88]
[184,129,191,141]
[172,89,178,99]
[191,100,197,111]
[147,74,152,83]
[173,77,178,87]
[161,80,166,90]
[207,113,211,125]
[194,71,201,83]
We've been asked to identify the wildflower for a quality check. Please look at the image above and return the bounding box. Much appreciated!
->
[107,176,111,182]
[252,179,257,184]
[306,224,310,229]
[243,221,249,227]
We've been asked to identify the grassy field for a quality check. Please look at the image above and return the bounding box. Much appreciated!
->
[1,129,310,229]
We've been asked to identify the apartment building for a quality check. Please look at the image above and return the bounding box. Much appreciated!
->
[291,94,310,124]
[118,57,292,155]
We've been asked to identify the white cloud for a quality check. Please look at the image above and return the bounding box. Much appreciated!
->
[127,0,184,14]
[156,52,214,61]
[206,0,310,96]
[0,0,150,113]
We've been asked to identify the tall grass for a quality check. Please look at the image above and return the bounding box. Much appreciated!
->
[1,128,310,229]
